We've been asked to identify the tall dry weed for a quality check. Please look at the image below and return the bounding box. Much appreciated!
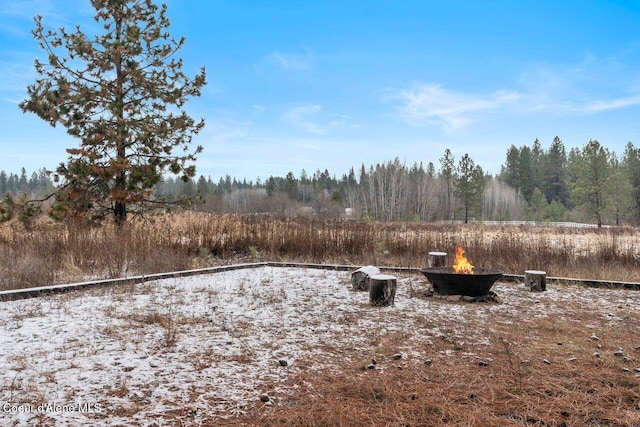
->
[1,213,639,291]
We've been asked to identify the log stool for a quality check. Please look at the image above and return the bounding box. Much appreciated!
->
[351,266,381,291]
[524,270,547,292]
[428,251,447,267]
[369,274,397,306]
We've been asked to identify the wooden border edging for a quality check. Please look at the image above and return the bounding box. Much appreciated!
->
[2,263,639,301]
[0,262,270,301]
[502,273,640,290]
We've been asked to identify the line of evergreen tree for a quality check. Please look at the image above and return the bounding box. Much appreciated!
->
[0,168,55,198]
[5,137,640,226]
[499,137,640,225]
[167,137,640,226]
[156,154,497,223]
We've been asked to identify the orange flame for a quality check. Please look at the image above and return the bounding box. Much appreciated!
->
[452,246,474,274]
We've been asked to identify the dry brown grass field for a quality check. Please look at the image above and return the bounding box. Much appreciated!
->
[1,212,640,426]
[1,212,640,291]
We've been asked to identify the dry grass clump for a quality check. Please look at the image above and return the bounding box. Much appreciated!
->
[238,358,640,426]
[1,212,640,291]
[236,294,640,427]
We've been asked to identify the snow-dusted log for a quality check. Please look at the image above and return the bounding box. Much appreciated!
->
[351,265,381,291]
[525,270,547,292]
[369,274,397,306]
[428,251,447,268]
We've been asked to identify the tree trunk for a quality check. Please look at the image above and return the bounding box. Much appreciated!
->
[369,274,397,306]
[114,200,127,225]
[428,252,447,267]
[351,266,381,291]
[114,11,127,226]
[524,270,546,292]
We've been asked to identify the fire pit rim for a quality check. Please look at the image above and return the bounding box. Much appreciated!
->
[420,266,504,296]
[420,266,504,275]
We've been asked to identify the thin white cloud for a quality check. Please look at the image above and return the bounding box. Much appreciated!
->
[0,0,54,19]
[0,0,91,31]
[267,51,309,70]
[0,58,37,94]
[199,115,252,146]
[282,104,347,135]
[282,104,325,134]
[196,132,398,181]
[390,57,640,132]
[581,94,640,112]
[252,105,266,115]
[388,83,522,132]
[516,56,640,114]
[254,49,316,71]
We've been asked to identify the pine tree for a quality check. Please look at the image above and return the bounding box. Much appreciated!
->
[622,142,640,224]
[543,136,568,205]
[284,171,299,200]
[531,138,545,193]
[439,149,456,219]
[569,140,613,227]
[0,171,7,196]
[196,175,210,196]
[455,153,484,223]
[608,155,632,225]
[20,0,206,224]
[500,145,520,190]
[518,145,534,202]
[18,168,29,193]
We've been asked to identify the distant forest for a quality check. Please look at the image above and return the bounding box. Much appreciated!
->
[3,137,640,226]
[0,168,55,199]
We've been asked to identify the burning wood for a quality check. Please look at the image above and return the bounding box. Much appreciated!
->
[421,247,502,296]
[452,246,474,274]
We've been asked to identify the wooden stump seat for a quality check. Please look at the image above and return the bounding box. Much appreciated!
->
[369,274,397,306]
[428,251,447,268]
[525,270,547,292]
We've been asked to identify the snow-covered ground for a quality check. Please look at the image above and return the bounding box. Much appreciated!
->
[1,266,639,426]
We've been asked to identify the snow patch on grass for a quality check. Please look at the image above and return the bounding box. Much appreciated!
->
[1,266,639,425]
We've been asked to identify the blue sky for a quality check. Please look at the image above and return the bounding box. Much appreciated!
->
[2,0,640,182]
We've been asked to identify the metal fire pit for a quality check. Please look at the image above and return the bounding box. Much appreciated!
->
[420,267,503,296]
